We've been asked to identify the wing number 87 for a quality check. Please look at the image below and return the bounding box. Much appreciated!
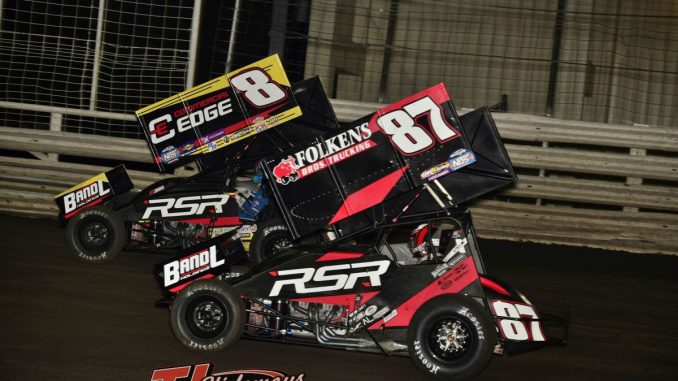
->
[376,96,459,155]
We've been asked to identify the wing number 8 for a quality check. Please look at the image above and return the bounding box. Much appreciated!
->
[230,68,286,108]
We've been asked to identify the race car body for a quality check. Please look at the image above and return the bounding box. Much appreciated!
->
[55,56,340,262]
[159,211,567,380]
[155,82,567,380]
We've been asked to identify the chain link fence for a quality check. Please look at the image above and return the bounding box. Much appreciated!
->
[1,0,676,140]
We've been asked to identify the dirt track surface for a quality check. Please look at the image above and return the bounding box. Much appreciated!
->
[1,214,677,380]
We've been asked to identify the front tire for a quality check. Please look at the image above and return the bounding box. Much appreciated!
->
[65,205,126,262]
[170,279,245,352]
[408,295,496,380]
[249,218,293,264]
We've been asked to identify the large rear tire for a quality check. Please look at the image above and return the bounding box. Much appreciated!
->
[170,279,245,352]
[408,295,496,380]
[65,205,126,262]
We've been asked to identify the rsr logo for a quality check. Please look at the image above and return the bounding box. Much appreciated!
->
[142,194,230,219]
[269,260,390,297]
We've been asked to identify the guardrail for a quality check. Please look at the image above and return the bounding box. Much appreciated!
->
[1,100,677,255]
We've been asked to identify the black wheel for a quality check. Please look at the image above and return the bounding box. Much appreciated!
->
[289,172,299,182]
[170,279,245,351]
[249,218,293,264]
[280,176,290,185]
[65,205,126,262]
[408,295,496,380]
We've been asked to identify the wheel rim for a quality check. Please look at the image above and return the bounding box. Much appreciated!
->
[185,295,228,339]
[264,234,291,258]
[78,216,113,255]
[427,317,475,362]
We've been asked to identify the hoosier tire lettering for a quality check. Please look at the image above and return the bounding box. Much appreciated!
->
[65,205,125,262]
[170,279,245,352]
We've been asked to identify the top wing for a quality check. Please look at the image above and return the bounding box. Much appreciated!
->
[263,84,484,239]
[136,54,302,172]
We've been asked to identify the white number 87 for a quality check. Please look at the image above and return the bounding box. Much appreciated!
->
[376,96,459,155]
[491,300,546,342]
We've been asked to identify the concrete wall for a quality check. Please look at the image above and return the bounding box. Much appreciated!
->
[304,0,678,127]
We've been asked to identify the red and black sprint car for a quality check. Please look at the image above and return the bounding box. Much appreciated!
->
[153,76,568,380]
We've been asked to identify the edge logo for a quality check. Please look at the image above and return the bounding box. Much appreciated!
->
[148,92,232,145]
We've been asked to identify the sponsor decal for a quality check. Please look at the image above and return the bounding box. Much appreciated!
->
[162,245,224,287]
[180,143,195,153]
[142,194,231,219]
[271,123,376,184]
[54,166,133,221]
[431,238,468,278]
[268,260,390,297]
[435,260,470,291]
[160,145,180,164]
[150,363,305,381]
[136,55,302,172]
[238,224,258,235]
[420,148,476,181]
[148,93,233,146]
[348,304,390,333]
[272,156,299,184]
[383,309,398,323]
[59,174,112,216]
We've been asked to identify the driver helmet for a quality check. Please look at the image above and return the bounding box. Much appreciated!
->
[408,223,440,259]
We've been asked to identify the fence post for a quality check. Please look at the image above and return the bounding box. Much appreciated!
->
[378,0,398,104]
[186,0,203,89]
[90,0,106,111]
[225,0,242,73]
[269,0,288,58]
[545,0,567,117]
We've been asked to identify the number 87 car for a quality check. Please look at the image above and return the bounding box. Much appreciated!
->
[157,210,567,380]
[154,81,567,380]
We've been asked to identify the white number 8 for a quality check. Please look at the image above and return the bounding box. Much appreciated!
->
[230,69,286,107]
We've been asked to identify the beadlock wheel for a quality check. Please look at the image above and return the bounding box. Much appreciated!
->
[170,279,245,352]
[408,295,496,380]
[66,205,125,262]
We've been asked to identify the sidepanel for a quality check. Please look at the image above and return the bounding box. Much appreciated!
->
[136,54,302,172]
[54,165,133,223]
[263,84,475,239]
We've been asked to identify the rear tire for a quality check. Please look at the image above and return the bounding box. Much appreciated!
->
[65,205,125,262]
[408,295,496,380]
[170,279,245,352]
[249,218,293,264]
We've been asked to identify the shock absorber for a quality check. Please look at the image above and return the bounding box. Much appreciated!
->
[150,220,161,246]
[272,299,288,331]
